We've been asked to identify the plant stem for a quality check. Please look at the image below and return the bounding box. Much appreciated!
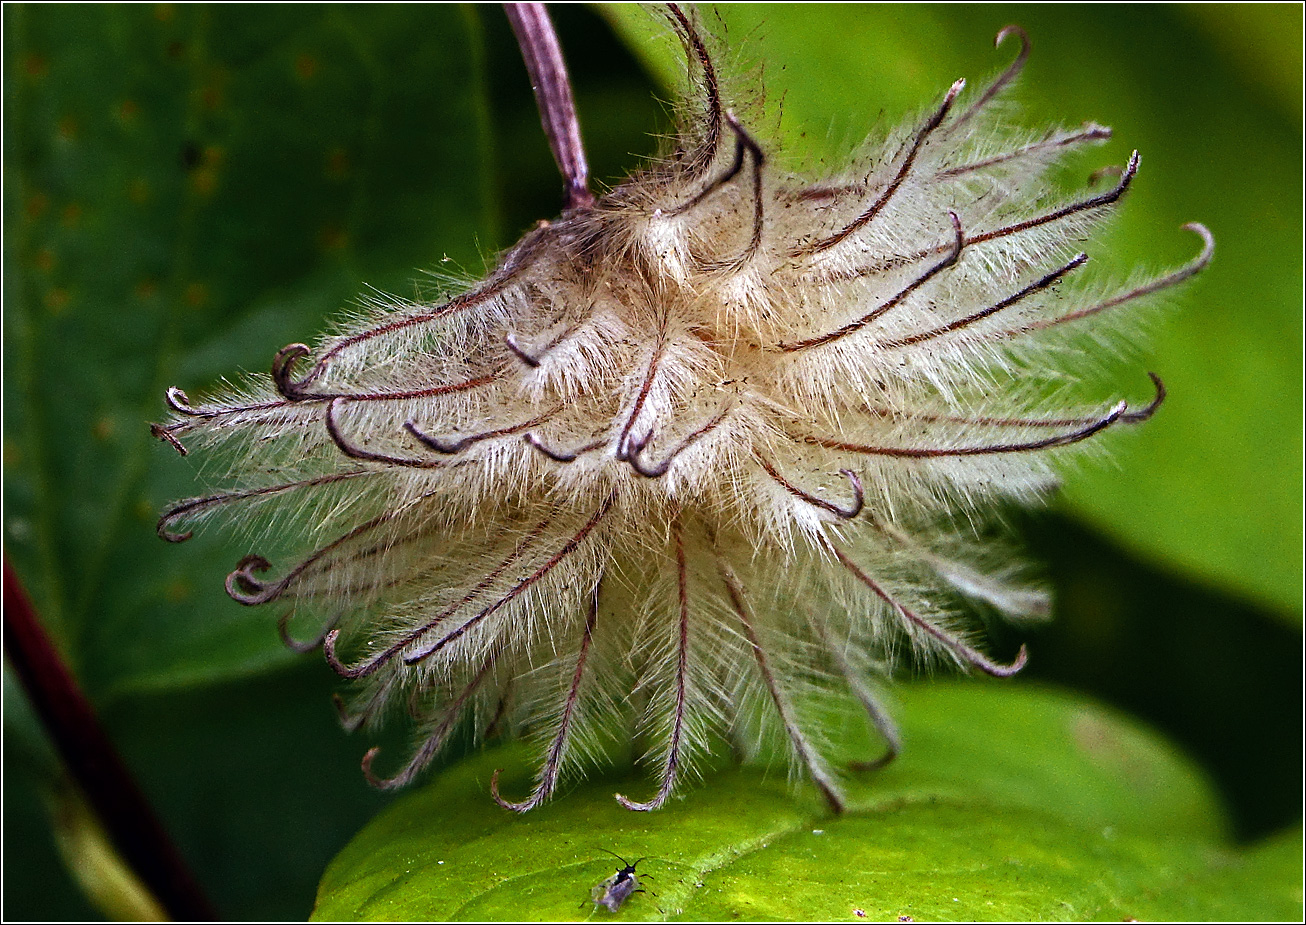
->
[3,557,217,921]
[504,2,595,210]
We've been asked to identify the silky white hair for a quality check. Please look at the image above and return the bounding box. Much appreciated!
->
[153,7,1210,813]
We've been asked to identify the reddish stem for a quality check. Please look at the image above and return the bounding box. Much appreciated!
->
[3,557,217,920]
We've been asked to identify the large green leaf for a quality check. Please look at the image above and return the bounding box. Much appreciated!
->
[3,4,498,699]
[314,684,1298,921]
[2,5,499,918]
[604,3,1302,617]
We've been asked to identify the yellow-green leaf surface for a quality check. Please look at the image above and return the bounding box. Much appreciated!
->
[604,3,1303,619]
[314,684,1299,921]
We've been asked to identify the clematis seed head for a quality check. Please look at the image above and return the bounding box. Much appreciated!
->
[153,5,1210,813]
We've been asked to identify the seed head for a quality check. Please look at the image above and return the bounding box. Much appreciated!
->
[153,7,1210,813]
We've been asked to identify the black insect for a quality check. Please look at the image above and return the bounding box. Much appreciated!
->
[591,851,650,912]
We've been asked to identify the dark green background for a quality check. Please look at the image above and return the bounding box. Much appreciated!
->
[4,4,1300,920]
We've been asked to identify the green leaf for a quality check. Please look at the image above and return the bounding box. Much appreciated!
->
[0,6,501,914]
[603,4,1302,617]
[314,684,1297,922]
[2,4,499,700]
[1179,4,1303,122]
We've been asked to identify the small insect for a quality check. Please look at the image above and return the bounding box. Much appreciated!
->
[591,851,650,913]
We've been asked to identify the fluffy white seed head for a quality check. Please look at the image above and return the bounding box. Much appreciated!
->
[153,8,1210,812]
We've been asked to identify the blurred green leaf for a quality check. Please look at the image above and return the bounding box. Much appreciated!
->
[2,5,501,918]
[604,3,1302,617]
[314,684,1301,921]
[3,4,498,700]
[1179,4,1303,121]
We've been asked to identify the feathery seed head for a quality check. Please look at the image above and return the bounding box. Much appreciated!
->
[153,6,1210,813]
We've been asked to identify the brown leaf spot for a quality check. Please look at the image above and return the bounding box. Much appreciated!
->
[295,53,319,81]
[165,578,193,603]
[319,223,349,252]
[188,146,224,197]
[184,282,208,308]
[190,169,217,196]
[1070,710,1155,790]
[25,192,49,220]
[325,146,350,181]
[199,72,227,110]
[44,287,70,314]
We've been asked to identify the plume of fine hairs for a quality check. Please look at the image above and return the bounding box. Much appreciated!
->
[152,4,1211,813]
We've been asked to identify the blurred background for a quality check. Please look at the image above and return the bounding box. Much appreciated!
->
[4,4,1300,919]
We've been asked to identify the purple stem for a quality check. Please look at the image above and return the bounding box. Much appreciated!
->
[504,3,595,210]
[3,557,217,920]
